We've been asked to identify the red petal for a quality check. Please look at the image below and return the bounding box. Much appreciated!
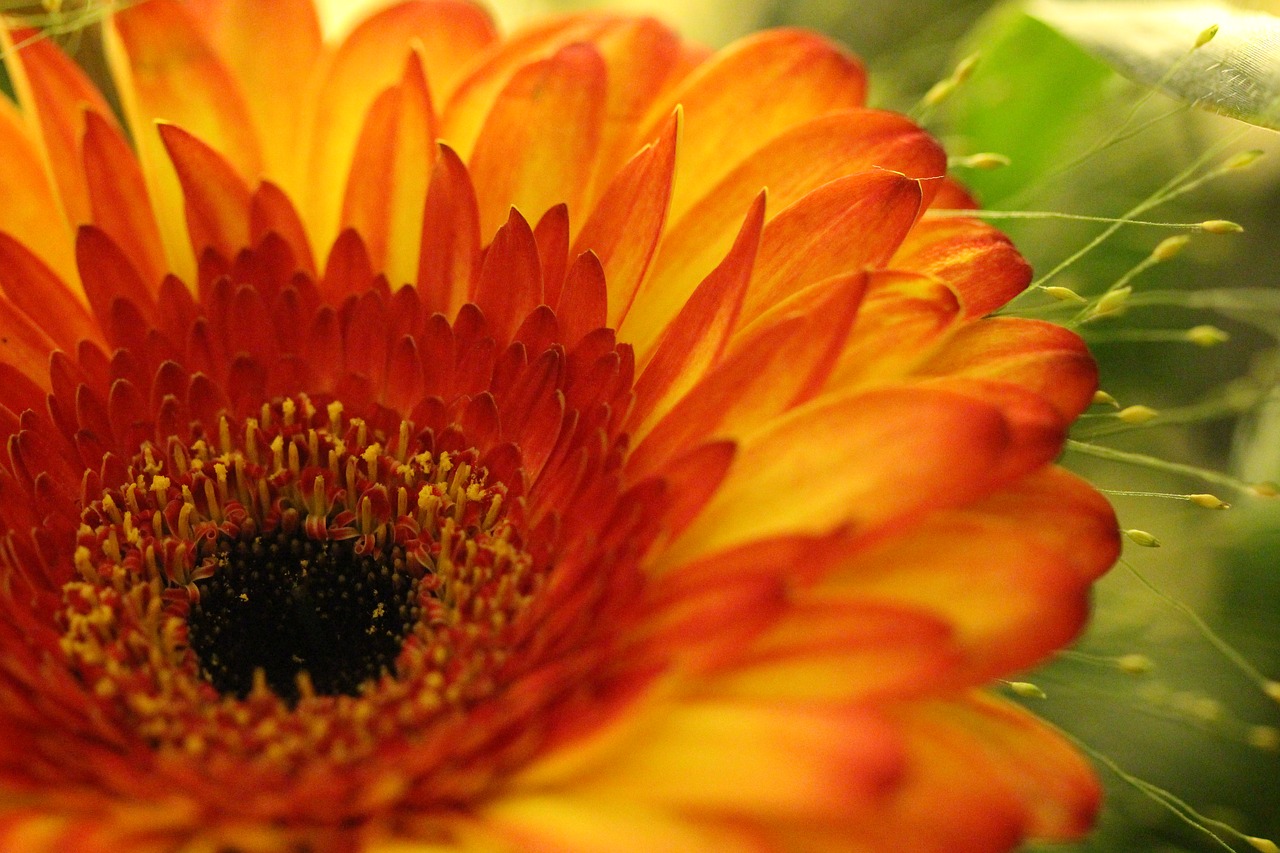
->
[340,50,437,288]
[82,110,167,290]
[473,209,541,343]
[417,144,482,315]
[892,216,1031,317]
[468,42,607,240]
[303,0,495,249]
[0,234,101,354]
[742,170,921,324]
[629,192,764,426]
[4,27,116,226]
[571,113,678,327]
[158,123,253,263]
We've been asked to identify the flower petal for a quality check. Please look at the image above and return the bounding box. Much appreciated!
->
[915,317,1097,424]
[417,144,482,315]
[636,29,867,222]
[629,191,764,424]
[2,27,116,227]
[107,0,263,281]
[481,793,766,853]
[859,696,1101,848]
[892,215,1032,317]
[0,91,76,287]
[181,0,323,194]
[303,0,495,251]
[741,170,922,324]
[158,124,253,264]
[469,43,606,241]
[0,233,100,354]
[658,386,1011,569]
[340,50,437,287]
[628,271,864,473]
[622,110,944,350]
[571,113,678,328]
[82,111,167,290]
[571,700,904,819]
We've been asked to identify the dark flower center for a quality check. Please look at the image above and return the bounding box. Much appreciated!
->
[187,531,422,704]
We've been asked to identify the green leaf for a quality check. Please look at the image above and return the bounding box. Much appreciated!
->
[1029,0,1280,129]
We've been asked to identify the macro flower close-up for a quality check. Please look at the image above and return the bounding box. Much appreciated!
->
[0,1,1123,850]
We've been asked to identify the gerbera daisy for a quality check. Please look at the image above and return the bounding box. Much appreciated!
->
[0,1,1120,850]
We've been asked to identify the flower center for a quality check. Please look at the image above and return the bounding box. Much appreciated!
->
[56,395,540,766]
[186,531,422,703]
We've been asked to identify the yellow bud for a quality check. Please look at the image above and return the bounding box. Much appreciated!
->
[1247,838,1280,853]
[1265,680,1280,702]
[956,152,1011,170]
[1200,219,1244,234]
[1117,405,1159,425]
[1252,482,1280,498]
[1194,23,1219,48]
[1042,285,1087,303]
[1151,234,1190,261]
[922,77,959,108]
[1188,493,1229,509]
[1185,325,1230,347]
[1006,681,1047,699]
[1090,286,1131,319]
[1116,653,1154,674]
[1124,529,1161,548]
[1225,149,1265,171]
[952,53,981,84]
[1092,390,1119,407]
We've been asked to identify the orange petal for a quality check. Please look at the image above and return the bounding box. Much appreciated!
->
[635,29,867,223]
[469,42,606,241]
[554,252,608,347]
[0,94,76,287]
[82,110,167,291]
[302,1,495,250]
[700,599,959,703]
[866,696,1101,847]
[828,270,962,390]
[158,124,253,264]
[417,144,482,315]
[107,0,262,283]
[629,192,764,427]
[473,209,541,342]
[339,50,437,287]
[249,182,317,278]
[587,18,685,203]
[915,317,1097,424]
[628,272,864,472]
[440,16,615,161]
[623,110,944,351]
[657,386,1011,569]
[0,293,60,385]
[892,215,1031,317]
[959,466,1120,584]
[181,0,322,193]
[741,170,922,324]
[573,700,903,819]
[482,794,767,853]
[827,499,1092,683]
[0,234,101,354]
[2,27,116,227]
[571,113,678,328]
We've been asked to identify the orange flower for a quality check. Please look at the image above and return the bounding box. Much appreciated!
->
[0,2,1120,851]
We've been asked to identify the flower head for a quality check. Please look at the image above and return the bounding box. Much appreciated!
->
[0,2,1120,850]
